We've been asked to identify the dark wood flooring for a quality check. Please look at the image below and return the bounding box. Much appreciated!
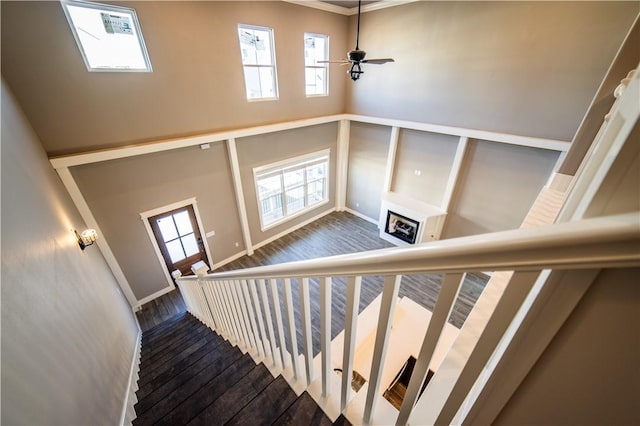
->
[137,211,488,357]
[134,312,349,426]
[136,285,187,332]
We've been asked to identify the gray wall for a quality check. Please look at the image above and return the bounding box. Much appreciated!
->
[345,122,391,220]
[443,140,559,238]
[346,1,638,141]
[392,130,459,207]
[236,123,338,244]
[0,1,349,155]
[71,143,243,300]
[494,268,639,426]
[1,80,139,424]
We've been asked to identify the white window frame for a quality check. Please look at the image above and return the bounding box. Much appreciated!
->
[238,24,279,101]
[304,33,329,97]
[254,149,330,231]
[61,0,152,72]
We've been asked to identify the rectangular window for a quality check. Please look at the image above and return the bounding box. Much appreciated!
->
[238,24,278,101]
[304,33,329,96]
[254,150,330,230]
[61,0,152,72]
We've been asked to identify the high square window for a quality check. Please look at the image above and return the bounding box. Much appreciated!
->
[254,150,330,230]
[304,33,329,96]
[61,0,152,72]
[238,24,278,101]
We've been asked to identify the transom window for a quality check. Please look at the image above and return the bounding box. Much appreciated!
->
[304,33,329,96]
[238,24,278,101]
[254,150,330,229]
[61,0,152,72]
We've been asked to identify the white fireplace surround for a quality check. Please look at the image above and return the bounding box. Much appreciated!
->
[379,192,447,246]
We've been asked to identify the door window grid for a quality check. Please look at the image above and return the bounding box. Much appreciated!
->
[304,33,329,96]
[255,151,329,229]
[156,211,198,263]
[238,24,278,100]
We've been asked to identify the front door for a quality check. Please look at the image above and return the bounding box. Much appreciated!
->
[148,205,208,277]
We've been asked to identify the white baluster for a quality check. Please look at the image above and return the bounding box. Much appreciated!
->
[259,279,281,368]
[364,275,402,423]
[342,275,362,411]
[240,279,262,356]
[228,279,251,349]
[283,278,301,380]
[397,273,465,426]
[212,280,236,342]
[203,281,224,334]
[248,279,268,359]
[321,276,332,398]
[270,278,289,368]
[221,280,243,347]
[298,277,314,386]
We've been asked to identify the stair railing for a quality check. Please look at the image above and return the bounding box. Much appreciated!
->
[177,212,639,425]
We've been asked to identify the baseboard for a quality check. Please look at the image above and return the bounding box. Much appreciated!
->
[344,207,379,226]
[210,249,248,271]
[120,329,142,426]
[137,285,175,306]
[252,207,337,251]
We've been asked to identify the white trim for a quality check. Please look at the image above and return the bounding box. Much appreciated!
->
[441,136,468,212]
[227,138,254,256]
[49,114,569,170]
[252,207,336,252]
[345,114,570,152]
[382,126,400,192]
[283,0,419,16]
[344,207,378,225]
[335,119,350,211]
[253,148,330,175]
[56,167,140,309]
[210,250,249,271]
[139,197,214,291]
[136,284,175,307]
[119,329,142,426]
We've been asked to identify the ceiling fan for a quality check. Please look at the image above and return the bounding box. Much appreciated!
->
[319,0,395,81]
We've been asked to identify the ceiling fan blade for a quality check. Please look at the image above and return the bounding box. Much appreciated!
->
[362,58,395,64]
[318,60,351,64]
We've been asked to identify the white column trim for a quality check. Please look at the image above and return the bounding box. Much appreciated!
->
[335,119,351,211]
[382,126,400,193]
[227,138,254,255]
[441,136,468,212]
[56,167,140,309]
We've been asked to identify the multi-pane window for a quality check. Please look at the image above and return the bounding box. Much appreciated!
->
[238,24,278,100]
[254,150,330,229]
[304,33,329,96]
[155,210,198,263]
[61,0,152,72]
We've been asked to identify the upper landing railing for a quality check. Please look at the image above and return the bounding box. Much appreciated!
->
[177,212,640,425]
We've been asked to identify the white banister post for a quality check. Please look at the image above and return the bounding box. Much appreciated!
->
[364,274,402,424]
[270,278,289,368]
[283,278,301,380]
[299,277,315,386]
[397,272,465,425]
[321,276,332,398]
[259,279,281,368]
[242,280,265,358]
[341,275,362,411]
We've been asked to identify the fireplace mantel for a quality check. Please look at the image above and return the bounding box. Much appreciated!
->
[379,192,446,246]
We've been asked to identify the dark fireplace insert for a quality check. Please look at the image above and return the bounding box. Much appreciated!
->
[385,210,420,244]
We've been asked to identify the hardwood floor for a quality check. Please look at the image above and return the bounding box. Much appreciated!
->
[134,313,350,425]
[137,211,488,358]
[136,286,186,332]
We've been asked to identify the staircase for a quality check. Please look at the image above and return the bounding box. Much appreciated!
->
[133,312,351,425]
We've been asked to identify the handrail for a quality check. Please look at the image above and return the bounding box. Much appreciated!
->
[178,212,640,281]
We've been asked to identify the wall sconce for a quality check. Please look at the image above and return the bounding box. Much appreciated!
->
[75,229,98,250]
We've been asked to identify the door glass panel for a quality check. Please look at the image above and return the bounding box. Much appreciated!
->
[182,233,199,257]
[173,210,193,236]
[157,216,178,241]
[165,239,186,263]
